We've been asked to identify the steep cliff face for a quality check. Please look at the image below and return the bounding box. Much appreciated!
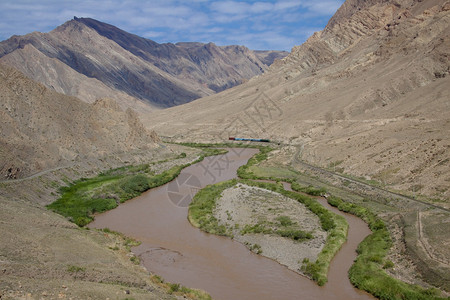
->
[145,0,450,200]
[0,63,159,179]
[0,18,287,109]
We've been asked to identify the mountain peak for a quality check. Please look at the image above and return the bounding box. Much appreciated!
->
[0,17,288,108]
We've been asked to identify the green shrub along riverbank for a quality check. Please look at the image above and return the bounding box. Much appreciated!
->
[47,142,447,299]
[47,148,227,226]
[189,143,447,298]
[327,196,446,300]
[188,179,237,236]
[247,181,348,287]
[188,178,347,286]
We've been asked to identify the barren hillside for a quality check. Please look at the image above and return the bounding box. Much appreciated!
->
[145,0,450,201]
[0,63,159,180]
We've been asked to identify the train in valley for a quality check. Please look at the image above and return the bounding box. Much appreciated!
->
[229,137,271,143]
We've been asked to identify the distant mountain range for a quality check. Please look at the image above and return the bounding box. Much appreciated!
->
[0,17,287,110]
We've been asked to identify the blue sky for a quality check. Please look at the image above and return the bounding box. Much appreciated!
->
[0,0,344,51]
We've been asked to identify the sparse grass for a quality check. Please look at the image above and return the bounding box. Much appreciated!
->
[276,215,294,226]
[100,227,141,251]
[250,243,263,254]
[240,222,272,235]
[246,182,346,286]
[246,166,298,180]
[276,228,313,241]
[99,163,153,177]
[48,148,228,226]
[243,214,314,241]
[237,146,273,179]
[239,214,314,242]
[383,260,394,269]
[150,274,212,300]
[234,150,350,286]
[177,152,187,159]
[190,179,316,242]
[130,255,140,265]
[241,180,336,232]
[67,265,86,273]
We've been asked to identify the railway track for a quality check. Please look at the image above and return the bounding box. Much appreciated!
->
[290,145,450,213]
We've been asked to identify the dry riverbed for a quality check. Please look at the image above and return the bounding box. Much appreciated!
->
[214,183,327,275]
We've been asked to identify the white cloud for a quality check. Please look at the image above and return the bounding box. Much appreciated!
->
[142,31,165,38]
[303,1,343,16]
[0,0,345,51]
[274,1,302,11]
[211,1,251,14]
[249,2,273,13]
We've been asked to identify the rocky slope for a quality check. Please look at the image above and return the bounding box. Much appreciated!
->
[0,63,159,180]
[0,17,287,109]
[145,0,450,201]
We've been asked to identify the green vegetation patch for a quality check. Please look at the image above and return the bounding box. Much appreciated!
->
[327,196,447,300]
[239,214,313,242]
[236,146,273,179]
[246,166,298,181]
[189,178,347,286]
[301,212,347,286]
[47,175,121,226]
[291,182,327,196]
[276,228,313,241]
[48,148,227,226]
[185,143,448,297]
[240,180,347,286]
[188,179,237,236]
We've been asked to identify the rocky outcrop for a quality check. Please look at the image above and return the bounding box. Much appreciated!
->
[0,18,288,108]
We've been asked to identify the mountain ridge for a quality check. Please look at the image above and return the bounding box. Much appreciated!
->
[0,17,288,109]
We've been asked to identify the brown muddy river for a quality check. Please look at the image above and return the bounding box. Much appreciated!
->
[89,148,373,300]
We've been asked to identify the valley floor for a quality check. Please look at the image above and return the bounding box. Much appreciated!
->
[0,144,211,299]
[0,141,448,299]
[261,143,450,294]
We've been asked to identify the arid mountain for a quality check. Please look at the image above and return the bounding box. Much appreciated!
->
[0,17,287,109]
[0,63,159,180]
[145,0,450,201]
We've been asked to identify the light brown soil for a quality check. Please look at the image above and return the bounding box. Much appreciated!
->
[214,183,327,275]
